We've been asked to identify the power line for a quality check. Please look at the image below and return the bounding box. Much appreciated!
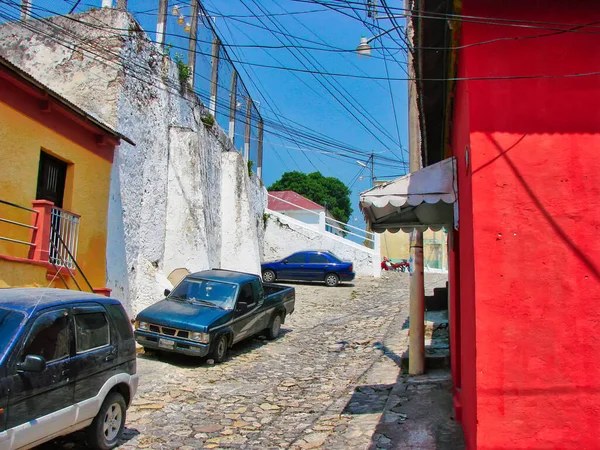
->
[242,0,402,152]
[0,4,390,172]
[1,1,404,167]
[294,0,600,32]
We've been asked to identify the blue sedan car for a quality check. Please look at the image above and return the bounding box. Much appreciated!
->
[261,251,355,287]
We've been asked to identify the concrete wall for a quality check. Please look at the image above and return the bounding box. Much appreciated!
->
[264,211,380,277]
[0,9,267,315]
[452,1,600,448]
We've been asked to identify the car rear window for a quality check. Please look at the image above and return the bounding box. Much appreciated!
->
[325,252,342,263]
[308,254,328,263]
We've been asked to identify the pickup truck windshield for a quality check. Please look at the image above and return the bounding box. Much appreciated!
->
[0,308,26,363]
[170,278,238,310]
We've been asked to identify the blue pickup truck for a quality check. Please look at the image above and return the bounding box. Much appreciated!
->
[133,269,295,362]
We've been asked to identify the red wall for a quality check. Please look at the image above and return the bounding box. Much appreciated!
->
[455,1,600,448]
[451,49,477,449]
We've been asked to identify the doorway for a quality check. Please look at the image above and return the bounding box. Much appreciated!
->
[36,151,67,265]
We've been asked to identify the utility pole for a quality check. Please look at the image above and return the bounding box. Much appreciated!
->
[156,0,168,51]
[209,37,220,117]
[244,96,251,161]
[257,118,264,178]
[187,0,199,88]
[20,0,30,20]
[228,70,237,142]
[406,0,425,376]
[370,151,376,186]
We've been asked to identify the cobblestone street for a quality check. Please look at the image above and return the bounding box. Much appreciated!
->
[44,273,450,450]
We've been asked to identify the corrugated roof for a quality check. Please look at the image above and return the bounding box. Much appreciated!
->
[268,191,325,212]
[0,55,134,146]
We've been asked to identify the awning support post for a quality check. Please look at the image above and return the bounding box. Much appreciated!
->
[409,231,425,374]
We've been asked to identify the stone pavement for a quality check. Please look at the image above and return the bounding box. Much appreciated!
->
[40,272,463,450]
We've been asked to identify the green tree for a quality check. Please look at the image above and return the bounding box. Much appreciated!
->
[268,171,353,224]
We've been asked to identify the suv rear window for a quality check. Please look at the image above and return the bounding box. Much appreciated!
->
[106,304,134,340]
[75,313,110,353]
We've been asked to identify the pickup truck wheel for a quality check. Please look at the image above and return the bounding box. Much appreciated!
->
[325,273,339,287]
[212,335,228,363]
[86,392,126,450]
[266,314,282,340]
[262,270,276,283]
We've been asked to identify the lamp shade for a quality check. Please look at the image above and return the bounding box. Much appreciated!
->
[356,37,371,57]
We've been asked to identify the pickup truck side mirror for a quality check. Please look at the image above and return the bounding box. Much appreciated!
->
[164,289,171,297]
[283,260,288,264]
[17,355,46,373]
[236,301,248,312]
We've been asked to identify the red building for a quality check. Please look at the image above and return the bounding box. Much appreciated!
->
[362,0,600,447]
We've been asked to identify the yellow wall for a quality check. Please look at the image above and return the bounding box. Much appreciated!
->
[0,259,81,290]
[380,229,449,270]
[0,101,112,289]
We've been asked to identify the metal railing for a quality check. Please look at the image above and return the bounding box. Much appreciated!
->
[267,193,376,246]
[49,206,80,270]
[0,199,38,248]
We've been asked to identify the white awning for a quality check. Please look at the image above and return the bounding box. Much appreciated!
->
[359,157,457,233]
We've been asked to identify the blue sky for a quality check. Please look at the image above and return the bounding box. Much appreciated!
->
[15,0,409,227]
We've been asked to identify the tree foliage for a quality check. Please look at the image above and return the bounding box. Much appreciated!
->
[268,171,353,224]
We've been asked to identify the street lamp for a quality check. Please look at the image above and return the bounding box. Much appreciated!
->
[355,25,403,57]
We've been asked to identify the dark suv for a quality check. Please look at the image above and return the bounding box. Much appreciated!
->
[0,289,138,450]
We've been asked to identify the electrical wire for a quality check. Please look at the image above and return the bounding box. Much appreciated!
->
[242,0,402,153]
[0,0,404,168]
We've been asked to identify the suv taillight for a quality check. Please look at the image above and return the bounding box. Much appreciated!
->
[349,265,353,272]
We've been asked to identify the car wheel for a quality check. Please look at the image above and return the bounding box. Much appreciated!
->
[212,334,228,363]
[86,392,126,450]
[262,270,276,283]
[266,313,282,340]
[325,273,339,287]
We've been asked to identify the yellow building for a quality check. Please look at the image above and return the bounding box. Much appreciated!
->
[380,229,449,271]
[0,56,132,293]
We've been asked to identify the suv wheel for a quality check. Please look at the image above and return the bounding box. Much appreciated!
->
[87,392,126,450]
[212,335,228,363]
[266,314,282,340]
[262,270,276,283]
[325,273,339,287]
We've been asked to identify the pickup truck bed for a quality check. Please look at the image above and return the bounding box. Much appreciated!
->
[264,283,295,317]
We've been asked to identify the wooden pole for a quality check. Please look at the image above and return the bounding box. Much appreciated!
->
[406,0,425,376]
[228,70,238,142]
[244,96,251,160]
[257,118,264,178]
[21,0,31,20]
[156,0,168,51]
[209,37,221,117]
[187,0,199,88]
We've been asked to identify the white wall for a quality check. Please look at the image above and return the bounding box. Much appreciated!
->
[0,9,267,315]
[277,209,320,227]
[264,211,380,277]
